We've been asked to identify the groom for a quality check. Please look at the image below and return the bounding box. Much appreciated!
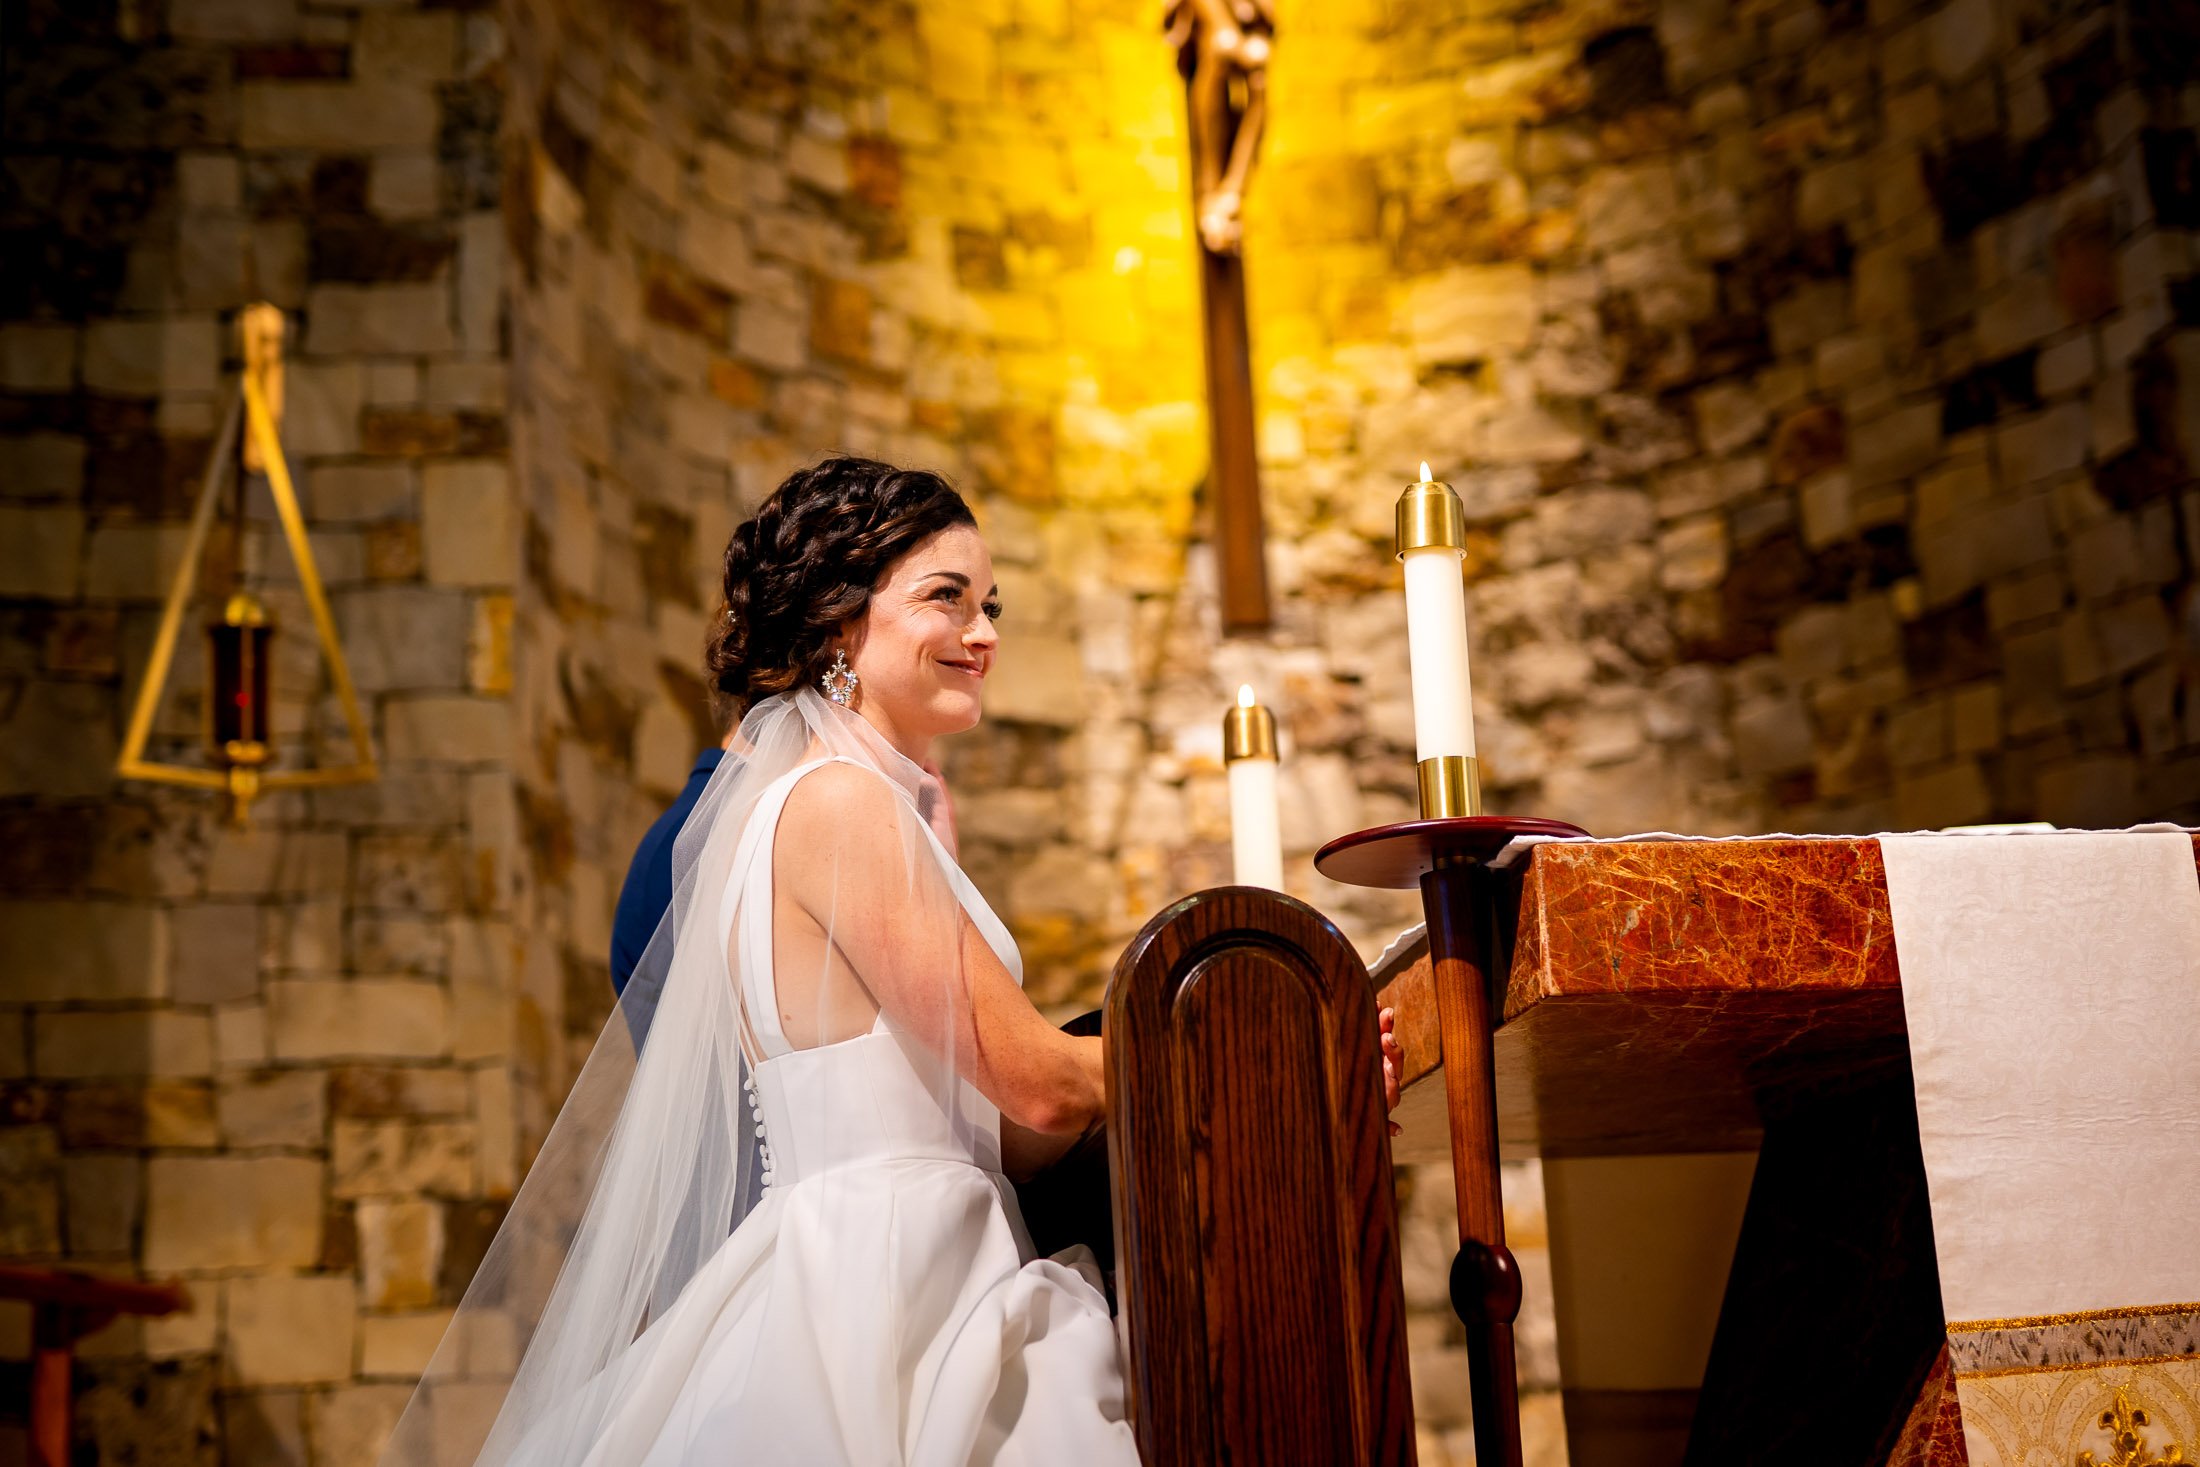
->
[611,717,732,1000]
[609,698,767,1207]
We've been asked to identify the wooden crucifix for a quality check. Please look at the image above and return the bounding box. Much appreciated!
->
[1168,0,1274,633]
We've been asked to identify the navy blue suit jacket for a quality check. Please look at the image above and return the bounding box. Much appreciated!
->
[611,747,723,997]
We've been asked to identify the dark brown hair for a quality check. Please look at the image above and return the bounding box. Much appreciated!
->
[707,456,976,723]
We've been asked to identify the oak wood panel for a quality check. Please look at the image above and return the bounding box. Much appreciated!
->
[1107,887,1415,1465]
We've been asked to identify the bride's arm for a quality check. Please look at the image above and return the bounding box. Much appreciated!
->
[779,764,1105,1138]
[955,912,1106,1136]
[999,1105,1098,1180]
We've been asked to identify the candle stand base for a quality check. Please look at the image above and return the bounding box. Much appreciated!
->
[1316,815,1589,1467]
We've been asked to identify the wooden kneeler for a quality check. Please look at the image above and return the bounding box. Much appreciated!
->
[1106,887,1416,1465]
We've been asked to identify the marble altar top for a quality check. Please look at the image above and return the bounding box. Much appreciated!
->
[1372,832,2200,1161]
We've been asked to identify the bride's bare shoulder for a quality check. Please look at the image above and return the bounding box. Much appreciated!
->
[772,762,937,921]
[776,761,907,852]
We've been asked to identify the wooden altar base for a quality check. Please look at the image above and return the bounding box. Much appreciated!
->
[1688,1063,1948,1464]
[0,1266,190,1467]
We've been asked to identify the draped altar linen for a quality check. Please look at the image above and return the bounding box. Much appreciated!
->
[1880,830,2200,1467]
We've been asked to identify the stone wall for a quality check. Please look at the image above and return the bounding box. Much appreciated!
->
[1249,0,2197,845]
[0,2,521,1463]
[3,0,2195,1459]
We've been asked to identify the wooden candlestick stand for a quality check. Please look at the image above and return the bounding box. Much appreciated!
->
[1316,814,1588,1467]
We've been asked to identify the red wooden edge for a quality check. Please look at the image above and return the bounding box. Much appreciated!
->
[0,1265,191,1318]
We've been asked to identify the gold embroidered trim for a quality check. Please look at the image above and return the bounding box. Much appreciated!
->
[2076,1386,2187,1466]
[1949,1302,2200,1333]
[1954,1352,2200,1382]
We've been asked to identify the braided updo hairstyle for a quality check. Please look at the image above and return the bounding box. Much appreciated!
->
[707,456,977,721]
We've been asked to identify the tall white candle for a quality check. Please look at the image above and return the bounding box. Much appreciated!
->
[1223,684,1284,890]
[1397,463,1481,816]
[1401,464,1475,759]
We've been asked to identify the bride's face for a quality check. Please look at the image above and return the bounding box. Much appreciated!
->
[843,524,1000,743]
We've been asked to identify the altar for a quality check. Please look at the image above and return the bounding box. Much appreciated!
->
[1363,830,2200,1467]
[1101,453,2200,1467]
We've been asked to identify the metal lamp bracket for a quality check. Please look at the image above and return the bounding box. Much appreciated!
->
[114,304,378,823]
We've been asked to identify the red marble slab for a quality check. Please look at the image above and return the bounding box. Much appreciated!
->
[1375,834,2200,1159]
[1505,838,1899,1019]
[1885,1344,1970,1467]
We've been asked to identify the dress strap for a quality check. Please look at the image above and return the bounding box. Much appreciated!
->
[722,754,1024,1059]
[721,757,838,1060]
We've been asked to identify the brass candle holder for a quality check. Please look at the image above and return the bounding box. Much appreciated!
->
[1308,464,1591,1467]
[1393,473,1466,556]
[1220,692,1276,764]
[1417,753,1481,821]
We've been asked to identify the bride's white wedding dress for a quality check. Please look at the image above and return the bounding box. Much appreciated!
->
[552,757,1138,1465]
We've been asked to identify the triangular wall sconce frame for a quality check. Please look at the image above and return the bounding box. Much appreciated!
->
[115,306,377,822]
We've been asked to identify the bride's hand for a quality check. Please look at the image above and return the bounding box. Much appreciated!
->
[917,755,958,858]
[1380,1006,1402,1138]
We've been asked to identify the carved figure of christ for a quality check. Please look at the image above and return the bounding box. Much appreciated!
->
[1168,0,1274,632]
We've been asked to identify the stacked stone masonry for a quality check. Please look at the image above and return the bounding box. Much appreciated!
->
[2,0,2193,1460]
[1,2,520,1464]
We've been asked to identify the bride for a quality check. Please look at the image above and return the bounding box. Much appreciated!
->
[383,457,1140,1465]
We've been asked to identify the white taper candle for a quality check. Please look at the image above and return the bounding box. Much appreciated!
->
[1402,551,1476,758]
[1399,461,1469,756]
[1397,463,1481,816]
[1222,684,1284,890]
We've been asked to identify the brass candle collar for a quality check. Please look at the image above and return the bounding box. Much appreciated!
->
[1395,473,1466,559]
[1222,693,1277,763]
[1417,754,1483,818]
[221,589,270,629]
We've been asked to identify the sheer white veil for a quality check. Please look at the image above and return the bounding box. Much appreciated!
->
[379,687,983,1467]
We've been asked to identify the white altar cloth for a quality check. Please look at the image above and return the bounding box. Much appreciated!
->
[1881,829,2200,1466]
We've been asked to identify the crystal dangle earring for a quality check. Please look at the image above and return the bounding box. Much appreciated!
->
[821,649,857,706]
